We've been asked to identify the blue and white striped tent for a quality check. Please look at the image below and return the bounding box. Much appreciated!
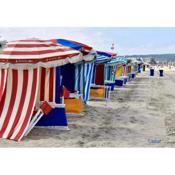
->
[90,51,117,99]
[95,51,116,64]
[92,51,117,84]
[83,62,95,102]
[74,61,95,102]
[57,39,96,103]
[107,56,128,66]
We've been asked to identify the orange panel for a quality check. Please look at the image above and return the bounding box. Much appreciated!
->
[90,88,105,98]
[65,98,83,114]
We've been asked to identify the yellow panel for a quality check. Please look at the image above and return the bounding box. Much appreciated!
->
[65,98,83,114]
[90,88,105,98]
[116,66,122,77]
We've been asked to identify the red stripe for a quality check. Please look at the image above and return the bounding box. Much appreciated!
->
[7,43,63,48]
[40,68,46,101]
[49,68,54,101]
[2,48,73,55]
[14,69,38,141]
[0,69,8,117]
[0,70,18,137]
[0,69,5,100]
[10,39,54,43]
[7,41,66,47]
[0,86,7,117]
[0,53,80,64]
[7,70,28,139]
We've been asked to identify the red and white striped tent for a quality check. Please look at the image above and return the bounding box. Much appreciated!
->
[0,39,82,141]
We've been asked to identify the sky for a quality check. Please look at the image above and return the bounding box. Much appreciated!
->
[0,27,175,55]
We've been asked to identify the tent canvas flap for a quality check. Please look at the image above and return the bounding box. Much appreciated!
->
[0,68,39,141]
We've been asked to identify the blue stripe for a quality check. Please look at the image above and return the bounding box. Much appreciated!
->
[55,66,61,103]
[83,62,94,103]
[57,39,82,50]
[107,57,128,65]
[74,62,84,93]
[96,55,111,64]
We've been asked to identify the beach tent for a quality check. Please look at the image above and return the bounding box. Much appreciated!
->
[90,51,116,100]
[125,62,133,79]
[92,51,116,84]
[0,39,83,141]
[55,39,96,114]
[107,56,128,74]
[106,56,129,86]
[129,57,144,72]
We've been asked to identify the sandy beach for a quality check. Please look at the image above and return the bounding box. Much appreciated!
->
[1,70,175,147]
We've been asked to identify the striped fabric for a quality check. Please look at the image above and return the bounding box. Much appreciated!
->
[0,69,8,101]
[105,66,116,82]
[105,66,111,81]
[57,39,93,53]
[74,63,84,94]
[0,39,82,66]
[96,51,117,64]
[0,68,39,141]
[107,57,128,66]
[95,55,111,64]
[0,39,86,141]
[56,39,96,62]
[105,86,111,100]
[123,66,127,76]
[38,67,56,103]
[83,62,94,103]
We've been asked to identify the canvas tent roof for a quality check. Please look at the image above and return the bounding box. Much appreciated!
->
[107,56,128,66]
[56,39,96,62]
[0,39,82,68]
[57,39,93,52]
[95,51,117,64]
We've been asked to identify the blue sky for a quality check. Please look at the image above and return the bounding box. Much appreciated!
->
[0,27,175,55]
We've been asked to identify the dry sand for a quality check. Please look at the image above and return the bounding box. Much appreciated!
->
[1,70,175,147]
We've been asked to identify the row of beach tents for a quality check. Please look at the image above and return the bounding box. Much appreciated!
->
[0,38,144,141]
